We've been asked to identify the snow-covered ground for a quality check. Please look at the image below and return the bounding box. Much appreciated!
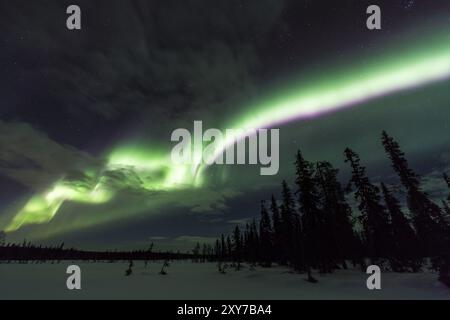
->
[1,261,449,300]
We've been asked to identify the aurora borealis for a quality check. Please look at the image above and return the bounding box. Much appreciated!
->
[206,32,450,166]
[0,0,449,250]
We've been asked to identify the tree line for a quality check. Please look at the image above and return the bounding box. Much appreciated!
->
[0,241,193,263]
[212,131,450,283]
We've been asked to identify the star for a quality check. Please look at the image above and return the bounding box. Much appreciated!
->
[404,0,415,10]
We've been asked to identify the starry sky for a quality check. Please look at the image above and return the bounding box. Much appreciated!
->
[0,0,449,251]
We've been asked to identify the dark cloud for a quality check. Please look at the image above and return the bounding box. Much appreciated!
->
[0,0,285,142]
[0,120,99,190]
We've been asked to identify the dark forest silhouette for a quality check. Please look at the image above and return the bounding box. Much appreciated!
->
[213,132,450,285]
[0,241,192,263]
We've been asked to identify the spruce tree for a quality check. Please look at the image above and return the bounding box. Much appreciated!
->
[192,242,201,262]
[259,200,273,267]
[295,151,326,277]
[270,195,282,263]
[244,221,257,263]
[202,243,208,262]
[215,239,221,260]
[232,225,242,270]
[280,180,296,266]
[291,210,305,273]
[221,234,226,260]
[315,161,356,269]
[252,219,260,263]
[344,148,392,265]
[381,183,421,271]
[244,223,250,261]
[226,235,232,260]
[382,131,445,256]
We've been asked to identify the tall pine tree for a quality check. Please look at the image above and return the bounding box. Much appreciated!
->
[381,183,421,271]
[226,235,232,260]
[215,239,221,261]
[221,234,226,260]
[382,131,445,256]
[344,148,392,265]
[243,223,250,261]
[232,225,242,270]
[270,195,282,263]
[246,219,260,264]
[280,180,297,266]
[315,161,356,269]
[295,151,325,278]
[259,200,273,267]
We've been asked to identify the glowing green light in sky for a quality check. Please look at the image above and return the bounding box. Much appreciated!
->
[107,145,201,189]
[6,180,113,232]
[5,28,450,233]
[204,36,450,167]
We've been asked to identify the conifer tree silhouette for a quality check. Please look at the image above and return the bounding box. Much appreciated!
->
[202,243,208,262]
[215,239,221,261]
[295,151,324,278]
[270,195,282,263]
[259,200,273,267]
[226,235,232,260]
[192,242,201,262]
[382,131,446,257]
[280,180,297,266]
[315,161,356,269]
[344,148,392,265]
[251,219,260,263]
[381,183,422,271]
[232,225,242,270]
[212,134,450,277]
[221,234,226,261]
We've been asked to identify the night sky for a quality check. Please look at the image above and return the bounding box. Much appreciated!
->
[0,0,449,251]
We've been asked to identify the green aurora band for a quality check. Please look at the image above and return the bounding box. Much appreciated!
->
[5,30,450,233]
